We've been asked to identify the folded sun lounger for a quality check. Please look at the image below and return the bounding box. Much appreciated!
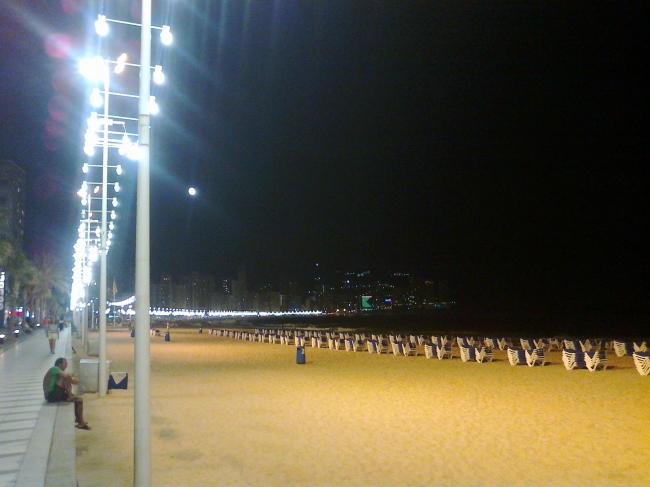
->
[632,351,650,376]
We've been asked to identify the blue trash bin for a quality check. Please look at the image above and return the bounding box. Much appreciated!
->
[296,346,305,364]
[130,329,135,337]
[165,332,170,341]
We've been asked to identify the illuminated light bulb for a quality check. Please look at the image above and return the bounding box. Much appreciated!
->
[90,88,103,108]
[116,164,122,175]
[112,197,118,207]
[94,185,100,194]
[109,222,114,230]
[89,245,99,262]
[148,96,159,115]
[107,231,113,240]
[114,182,120,192]
[160,25,172,45]
[126,142,142,161]
[110,210,116,219]
[80,57,107,81]
[153,65,165,84]
[95,227,101,237]
[119,134,130,156]
[114,52,127,74]
[82,163,88,173]
[95,15,108,36]
[87,112,99,131]
[81,197,87,206]
[85,129,98,147]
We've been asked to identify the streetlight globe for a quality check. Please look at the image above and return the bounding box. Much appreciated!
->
[95,15,109,36]
[90,88,103,108]
[160,26,173,45]
[188,187,196,196]
[114,53,128,74]
[148,96,159,115]
[80,56,107,81]
[153,65,165,84]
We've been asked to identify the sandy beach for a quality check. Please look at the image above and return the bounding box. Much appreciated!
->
[74,329,649,487]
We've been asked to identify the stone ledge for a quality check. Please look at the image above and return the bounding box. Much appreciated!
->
[45,402,77,487]
[15,403,56,487]
[15,326,77,487]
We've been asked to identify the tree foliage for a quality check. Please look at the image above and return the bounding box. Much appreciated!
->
[1,212,70,326]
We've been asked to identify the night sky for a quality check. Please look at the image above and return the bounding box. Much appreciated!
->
[1,1,648,316]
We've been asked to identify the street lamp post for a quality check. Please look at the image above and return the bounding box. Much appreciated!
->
[135,1,152,484]
[80,5,170,484]
[98,70,110,398]
[82,289,88,345]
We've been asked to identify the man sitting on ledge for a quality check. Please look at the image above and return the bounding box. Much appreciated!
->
[43,357,91,430]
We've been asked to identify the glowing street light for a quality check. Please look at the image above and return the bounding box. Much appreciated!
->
[148,96,159,115]
[95,15,109,36]
[152,65,165,84]
[114,53,128,73]
[160,25,172,45]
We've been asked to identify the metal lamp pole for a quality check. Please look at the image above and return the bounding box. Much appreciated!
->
[82,286,88,346]
[134,0,152,484]
[98,71,110,398]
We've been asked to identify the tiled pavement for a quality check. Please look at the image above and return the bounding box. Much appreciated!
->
[0,327,76,487]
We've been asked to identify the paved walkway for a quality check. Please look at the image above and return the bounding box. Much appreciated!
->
[0,327,76,487]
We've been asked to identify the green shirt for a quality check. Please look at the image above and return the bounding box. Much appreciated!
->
[46,366,63,394]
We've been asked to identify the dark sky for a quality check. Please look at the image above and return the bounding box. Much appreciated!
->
[1,1,648,314]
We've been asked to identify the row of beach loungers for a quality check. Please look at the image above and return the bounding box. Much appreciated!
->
[207,328,649,376]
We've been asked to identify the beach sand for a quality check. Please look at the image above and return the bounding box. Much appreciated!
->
[74,329,649,487]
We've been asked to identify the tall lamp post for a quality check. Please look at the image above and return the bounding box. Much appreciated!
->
[80,57,125,398]
[84,5,171,484]
[135,1,152,484]
[99,67,110,397]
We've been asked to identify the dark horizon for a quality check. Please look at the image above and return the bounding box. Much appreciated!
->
[1,1,648,323]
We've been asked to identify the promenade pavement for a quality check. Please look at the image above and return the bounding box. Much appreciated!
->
[0,326,76,487]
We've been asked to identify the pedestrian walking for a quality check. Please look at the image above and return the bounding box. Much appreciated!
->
[45,318,59,354]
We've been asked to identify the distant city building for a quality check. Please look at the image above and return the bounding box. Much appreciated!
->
[151,273,173,308]
[0,160,26,247]
[178,272,215,309]
[231,269,247,311]
[221,279,231,294]
[210,291,234,311]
